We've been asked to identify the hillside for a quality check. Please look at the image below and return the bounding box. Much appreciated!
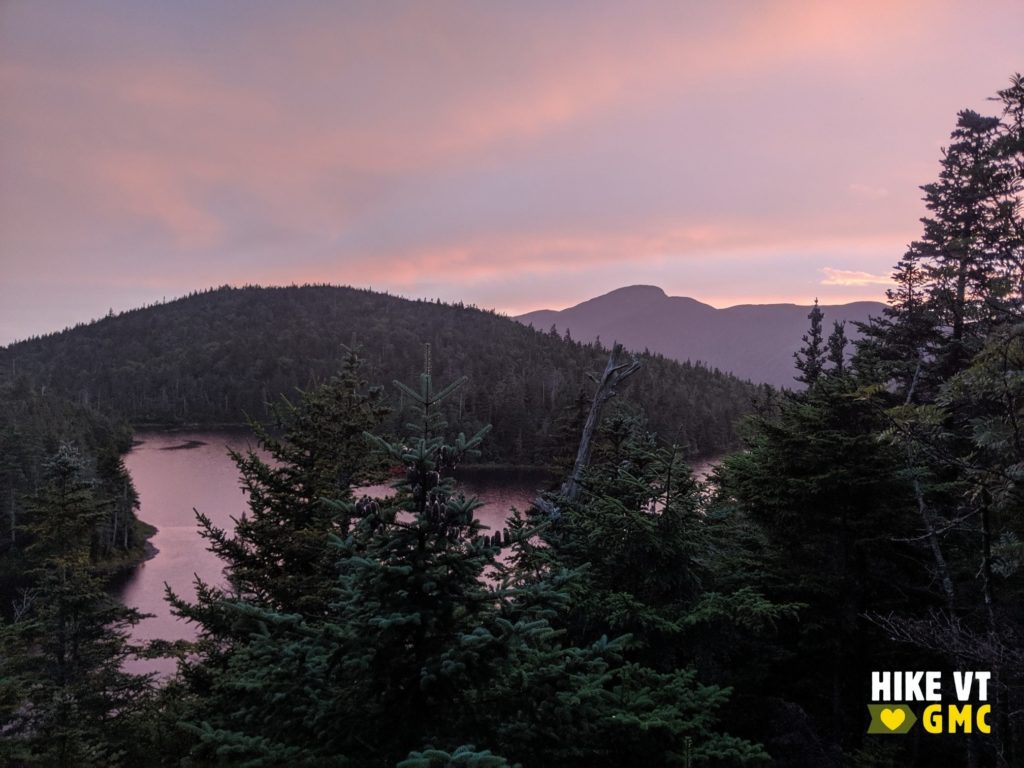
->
[517,285,886,388]
[0,285,758,463]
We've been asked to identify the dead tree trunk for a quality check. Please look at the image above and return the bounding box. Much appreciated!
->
[536,343,641,515]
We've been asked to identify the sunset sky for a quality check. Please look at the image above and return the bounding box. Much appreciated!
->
[1,1,1022,344]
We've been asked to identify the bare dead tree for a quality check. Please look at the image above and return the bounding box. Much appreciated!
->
[535,343,641,515]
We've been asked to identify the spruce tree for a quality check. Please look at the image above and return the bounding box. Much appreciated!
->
[794,299,825,387]
[0,444,152,767]
[866,78,1024,764]
[517,410,772,764]
[174,348,388,628]
[529,412,705,659]
[920,108,1021,373]
[854,251,940,400]
[93,448,141,561]
[172,356,767,767]
[172,351,503,765]
[323,351,498,760]
[825,320,847,377]
[877,325,1024,758]
[716,381,926,754]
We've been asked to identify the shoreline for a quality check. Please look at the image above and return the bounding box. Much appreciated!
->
[98,519,159,588]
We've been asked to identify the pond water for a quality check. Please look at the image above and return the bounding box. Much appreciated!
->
[117,431,553,674]
[117,431,719,676]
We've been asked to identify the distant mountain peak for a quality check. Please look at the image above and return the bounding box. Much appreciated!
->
[515,285,886,388]
[574,285,669,310]
[604,284,667,298]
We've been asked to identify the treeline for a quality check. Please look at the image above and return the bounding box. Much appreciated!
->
[0,383,150,766]
[0,284,757,462]
[0,383,146,615]
[711,74,1024,765]
[0,343,780,766]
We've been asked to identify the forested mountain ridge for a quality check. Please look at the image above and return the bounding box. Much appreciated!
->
[517,285,885,388]
[0,285,758,462]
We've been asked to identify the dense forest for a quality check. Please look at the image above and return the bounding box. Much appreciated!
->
[0,74,1021,767]
[0,385,146,610]
[0,286,758,463]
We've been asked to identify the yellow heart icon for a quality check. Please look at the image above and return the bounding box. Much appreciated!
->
[880,708,906,731]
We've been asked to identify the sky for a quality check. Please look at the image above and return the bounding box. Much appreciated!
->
[1,1,1022,345]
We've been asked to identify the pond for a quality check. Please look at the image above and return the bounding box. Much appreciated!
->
[117,431,720,676]
[117,431,552,674]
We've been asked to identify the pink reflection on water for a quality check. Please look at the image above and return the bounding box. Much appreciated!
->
[118,432,549,676]
[118,431,261,675]
[120,430,718,678]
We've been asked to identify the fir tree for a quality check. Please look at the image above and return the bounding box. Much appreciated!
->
[171,352,502,764]
[530,412,706,659]
[854,252,940,400]
[825,320,848,377]
[93,448,141,560]
[324,349,498,760]
[794,299,825,387]
[185,348,389,618]
[877,325,1024,757]
[716,382,925,755]
[0,444,152,767]
[518,410,773,764]
[171,356,767,767]
[920,108,1021,374]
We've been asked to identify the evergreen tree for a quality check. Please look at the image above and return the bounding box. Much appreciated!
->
[0,444,152,767]
[794,299,825,387]
[921,108,1021,374]
[93,448,141,561]
[715,381,926,757]
[991,73,1024,315]
[320,353,498,761]
[517,410,772,763]
[170,353,505,764]
[529,412,706,660]
[186,348,389,619]
[854,251,940,400]
[825,321,847,377]
[170,357,766,766]
[878,325,1024,758]
[862,79,1023,764]
[321,356,758,766]
[732,74,1024,765]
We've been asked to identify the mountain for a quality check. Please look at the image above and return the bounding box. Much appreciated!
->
[516,285,886,388]
[0,285,758,463]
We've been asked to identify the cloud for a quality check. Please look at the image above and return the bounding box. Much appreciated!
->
[848,183,890,200]
[2,1,1023,342]
[820,268,891,287]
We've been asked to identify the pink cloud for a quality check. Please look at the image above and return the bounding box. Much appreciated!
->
[821,267,892,287]
[95,151,223,249]
[2,1,1022,343]
[848,183,890,200]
